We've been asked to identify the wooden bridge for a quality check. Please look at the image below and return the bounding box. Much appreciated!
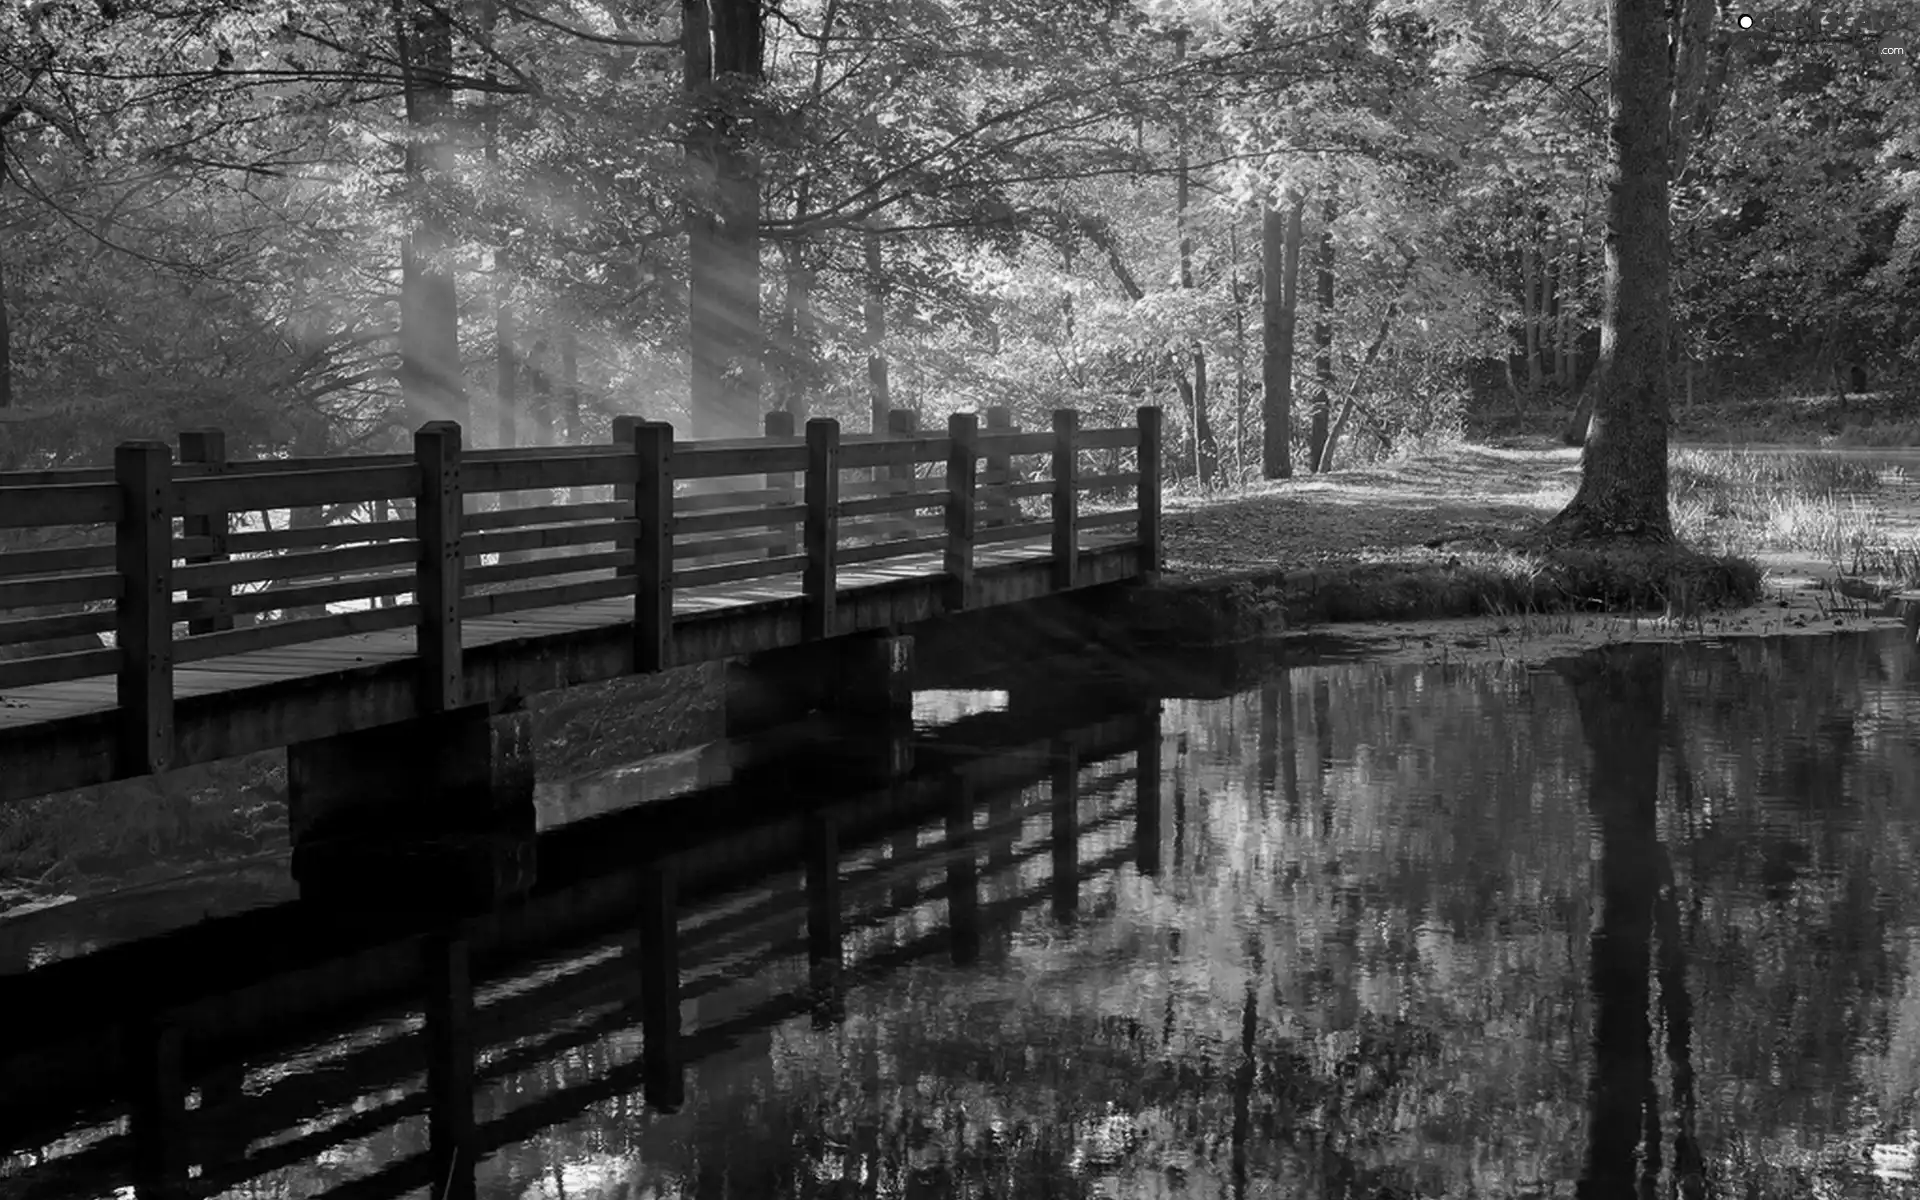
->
[0,406,1163,810]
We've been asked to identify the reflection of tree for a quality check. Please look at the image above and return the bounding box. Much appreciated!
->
[1562,646,1665,1200]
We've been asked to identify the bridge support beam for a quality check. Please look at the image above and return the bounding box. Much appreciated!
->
[286,699,537,910]
[724,631,914,733]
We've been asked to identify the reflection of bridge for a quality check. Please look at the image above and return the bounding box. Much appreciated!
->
[0,692,1164,1200]
[0,406,1162,817]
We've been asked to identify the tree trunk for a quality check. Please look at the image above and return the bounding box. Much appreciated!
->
[1557,240,1576,390]
[1261,191,1303,480]
[1521,239,1541,398]
[0,253,10,410]
[562,327,580,442]
[1547,0,1674,540]
[1321,291,1405,474]
[864,222,889,431]
[684,0,763,440]
[396,0,465,432]
[1172,28,1217,488]
[1308,188,1336,473]
[493,252,517,449]
[1231,224,1249,481]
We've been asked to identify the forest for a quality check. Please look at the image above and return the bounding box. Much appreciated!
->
[4,0,1916,492]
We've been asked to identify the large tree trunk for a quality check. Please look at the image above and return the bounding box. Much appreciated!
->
[1547,0,1674,539]
[684,0,764,441]
[1261,190,1304,480]
[396,0,465,433]
[493,252,517,449]
[1308,188,1336,473]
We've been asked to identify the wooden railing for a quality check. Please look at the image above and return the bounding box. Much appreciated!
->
[0,406,1163,770]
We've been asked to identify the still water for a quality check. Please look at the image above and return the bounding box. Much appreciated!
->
[5,630,1920,1198]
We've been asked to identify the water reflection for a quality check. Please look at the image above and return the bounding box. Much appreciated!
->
[7,631,1920,1197]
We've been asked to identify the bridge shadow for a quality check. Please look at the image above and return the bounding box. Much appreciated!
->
[0,681,1166,1200]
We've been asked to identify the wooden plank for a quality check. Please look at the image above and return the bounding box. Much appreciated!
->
[983,407,1013,530]
[0,570,119,608]
[0,542,114,580]
[945,412,977,612]
[675,485,783,513]
[0,484,121,528]
[675,442,807,481]
[803,419,839,641]
[466,500,626,533]
[172,604,418,664]
[975,520,1054,547]
[837,535,947,567]
[462,519,634,559]
[175,464,416,517]
[1052,410,1079,591]
[633,422,673,672]
[976,430,1053,458]
[0,607,114,646]
[675,530,792,563]
[1077,471,1139,494]
[837,436,950,471]
[415,422,463,713]
[465,451,632,494]
[838,491,942,520]
[1078,510,1137,532]
[223,518,415,555]
[115,441,174,774]
[173,539,419,591]
[0,466,115,486]
[1078,427,1136,450]
[178,429,233,636]
[171,571,414,623]
[466,548,627,588]
[674,502,807,538]
[1137,406,1162,578]
[461,575,632,621]
[675,553,810,589]
[0,646,120,690]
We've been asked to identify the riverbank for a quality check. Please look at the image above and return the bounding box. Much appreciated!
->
[1135,431,1920,665]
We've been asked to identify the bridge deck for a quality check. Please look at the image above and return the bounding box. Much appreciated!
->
[0,536,1128,729]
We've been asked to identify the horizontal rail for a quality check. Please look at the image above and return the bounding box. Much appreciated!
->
[837,534,947,567]
[1079,471,1139,493]
[0,570,120,609]
[171,571,414,623]
[975,519,1055,546]
[0,484,120,529]
[465,501,625,533]
[976,431,1054,457]
[459,576,629,619]
[673,530,791,562]
[173,604,418,664]
[0,607,116,646]
[0,543,115,580]
[675,553,810,589]
[675,503,807,537]
[676,443,809,481]
[461,521,634,560]
[465,454,631,493]
[223,519,415,556]
[837,437,951,471]
[1078,427,1139,450]
[0,646,120,690]
[838,491,944,520]
[175,465,418,517]
[465,549,628,590]
[173,541,419,591]
[1078,510,1140,532]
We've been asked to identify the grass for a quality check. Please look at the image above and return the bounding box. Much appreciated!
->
[1668,445,1897,564]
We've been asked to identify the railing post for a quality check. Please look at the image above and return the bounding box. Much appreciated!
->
[1137,406,1163,582]
[612,415,641,578]
[803,418,840,640]
[984,406,1012,528]
[764,410,798,557]
[633,421,674,672]
[1051,409,1080,591]
[885,408,917,540]
[414,421,463,714]
[177,429,232,636]
[115,441,174,776]
[944,412,977,612]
